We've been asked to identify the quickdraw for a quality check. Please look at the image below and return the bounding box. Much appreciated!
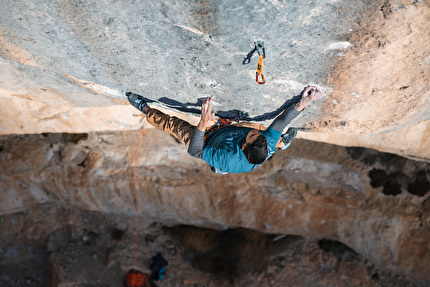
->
[255,41,266,85]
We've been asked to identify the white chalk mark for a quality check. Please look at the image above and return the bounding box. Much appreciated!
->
[174,24,205,36]
[327,42,353,50]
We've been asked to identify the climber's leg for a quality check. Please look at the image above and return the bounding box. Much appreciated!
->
[145,108,196,146]
[127,92,195,146]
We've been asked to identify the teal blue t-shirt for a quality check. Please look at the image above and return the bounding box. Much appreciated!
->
[202,126,281,173]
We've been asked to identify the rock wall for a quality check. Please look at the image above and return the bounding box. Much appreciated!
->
[0,0,429,160]
[1,0,430,285]
[1,204,423,286]
[1,130,429,284]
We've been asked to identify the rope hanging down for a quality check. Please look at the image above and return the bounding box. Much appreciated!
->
[125,125,147,287]
[133,126,146,269]
[255,41,266,85]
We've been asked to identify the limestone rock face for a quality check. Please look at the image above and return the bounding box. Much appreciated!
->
[0,0,429,160]
[0,130,429,284]
[1,205,422,287]
[1,0,430,285]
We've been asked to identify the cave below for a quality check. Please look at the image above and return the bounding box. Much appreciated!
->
[0,130,429,286]
[0,0,429,286]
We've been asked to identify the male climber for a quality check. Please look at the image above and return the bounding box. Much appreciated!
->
[126,85,321,174]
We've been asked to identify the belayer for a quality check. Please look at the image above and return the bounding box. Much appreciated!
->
[126,85,321,174]
[124,252,168,287]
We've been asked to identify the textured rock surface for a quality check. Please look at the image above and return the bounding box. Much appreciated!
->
[0,0,429,160]
[0,130,429,285]
[319,0,430,134]
[1,0,430,286]
[0,0,374,109]
[0,204,427,287]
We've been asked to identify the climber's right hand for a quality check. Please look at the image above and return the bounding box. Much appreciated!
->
[197,97,215,132]
[295,85,322,111]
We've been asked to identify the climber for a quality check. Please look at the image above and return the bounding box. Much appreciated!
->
[126,85,321,174]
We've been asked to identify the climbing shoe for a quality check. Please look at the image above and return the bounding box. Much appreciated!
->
[280,127,298,150]
[126,92,148,114]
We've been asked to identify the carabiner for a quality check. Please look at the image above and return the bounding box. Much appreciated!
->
[254,41,265,59]
[254,41,266,84]
[256,54,266,84]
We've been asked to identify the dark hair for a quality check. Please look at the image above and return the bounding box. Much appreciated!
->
[243,135,268,164]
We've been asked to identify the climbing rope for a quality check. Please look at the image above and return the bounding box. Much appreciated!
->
[133,126,146,268]
[125,124,147,287]
[255,41,266,85]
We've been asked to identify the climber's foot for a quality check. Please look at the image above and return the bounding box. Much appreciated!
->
[126,92,150,114]
[279,127,298,150]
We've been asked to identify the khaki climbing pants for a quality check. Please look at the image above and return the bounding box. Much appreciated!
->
[146,108,196,146]
[146,108,284,148]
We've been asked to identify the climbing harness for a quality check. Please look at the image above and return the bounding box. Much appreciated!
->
[255,41,266,85]
[204,118,235,141]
